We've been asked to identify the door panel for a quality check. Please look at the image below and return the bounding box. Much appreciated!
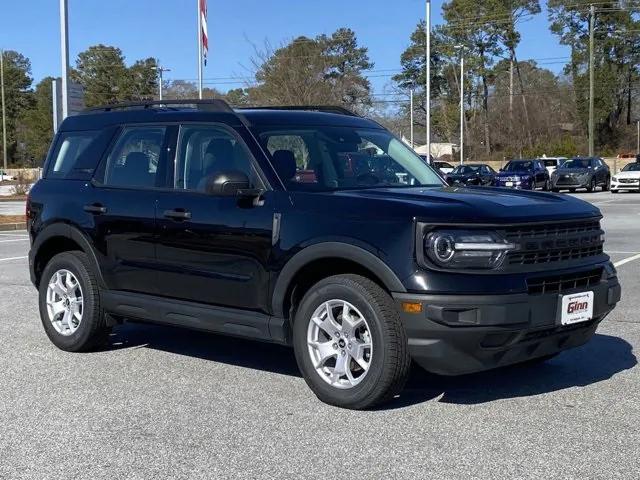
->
[89,125,173,294]
[89,187,158,295]
[154,191,274,312]
[153,123,275,313]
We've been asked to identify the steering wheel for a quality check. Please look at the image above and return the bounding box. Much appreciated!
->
[356,173,381,185]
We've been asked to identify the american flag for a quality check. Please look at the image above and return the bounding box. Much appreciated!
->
[200,0,208,66]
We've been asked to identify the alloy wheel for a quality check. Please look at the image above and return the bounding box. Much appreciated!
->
[46,269,84,336]
[307,299,373,389]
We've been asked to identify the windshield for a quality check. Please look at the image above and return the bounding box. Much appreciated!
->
[562,159,591,169]
[254,126,444,191]
[623,163,640,172]
[452,165,480,175]
[503,161,534,172]
[542,159,560,167]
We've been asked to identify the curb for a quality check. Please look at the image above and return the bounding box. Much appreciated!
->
[0,223,27,231]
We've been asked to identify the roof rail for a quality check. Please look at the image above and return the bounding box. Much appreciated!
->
[82,99,234,114]
[236,105,360,117]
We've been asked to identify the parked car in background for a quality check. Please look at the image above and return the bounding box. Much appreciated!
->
[551,157,611,193]
[0,169,15,182]
[539,157,567,176]
[494,159,550,190]
[445,163,496,186]
[433,161,455,175]
[611,162,640,193]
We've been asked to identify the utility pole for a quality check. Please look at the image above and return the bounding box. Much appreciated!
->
[588,4,595,157]
[60,0,70,120]
[460,52,465,165]
[637,120,639,154]
[410,89,414,148]
[425,0,431,163]
[153,64,171,101]
[0,49,6,171]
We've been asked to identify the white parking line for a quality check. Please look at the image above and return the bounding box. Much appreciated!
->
[0,238,29,244]
[0,256,27,263]
[0,233,28,237]
[614,253,640,268]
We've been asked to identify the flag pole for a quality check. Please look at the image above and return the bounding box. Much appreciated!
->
[197,0,203,99]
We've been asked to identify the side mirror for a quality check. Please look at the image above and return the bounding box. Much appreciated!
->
[206,170,251,196]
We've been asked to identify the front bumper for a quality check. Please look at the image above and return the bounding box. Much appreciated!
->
[393,275,621,375]
[552,177,589,189]
[612,180,640,191]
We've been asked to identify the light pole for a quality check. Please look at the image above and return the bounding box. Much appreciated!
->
[153,65,171,101]
[410,89,414,148]
[425,0,431,162]
[455,45,465,165]
[588,4,595,157]
[0,50,7,171]
[59,0,70,120]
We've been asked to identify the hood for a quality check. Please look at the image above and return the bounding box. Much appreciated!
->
[496,170,533,177]
[614,171,640,179]
[316,186,601,224]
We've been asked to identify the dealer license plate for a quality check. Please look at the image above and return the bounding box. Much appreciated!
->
[560,292,594,325]
[505,181,514,187]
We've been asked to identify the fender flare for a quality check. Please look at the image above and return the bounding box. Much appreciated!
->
[271,242,406,318]
[31,223,106,288]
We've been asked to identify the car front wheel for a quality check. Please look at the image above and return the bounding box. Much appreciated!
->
[293,274,410,409]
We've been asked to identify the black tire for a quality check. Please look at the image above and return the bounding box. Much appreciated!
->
[552,188,560,193]
[602,176,611,191]
[569,188,576,193]
[611,189,619,194]
[38,251,111,352]
[587,178,596,192]
[293,274,410,410]
[543,180,550,191]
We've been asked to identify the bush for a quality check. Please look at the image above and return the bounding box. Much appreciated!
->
[10,170,31,196]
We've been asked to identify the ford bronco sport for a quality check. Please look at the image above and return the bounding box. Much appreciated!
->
[28,100,621,409]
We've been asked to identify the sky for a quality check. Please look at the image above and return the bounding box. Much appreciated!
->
[0,0,569,96]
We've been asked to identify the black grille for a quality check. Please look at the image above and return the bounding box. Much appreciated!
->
[505,220,604,267]
[527,268,603,295]
[619,178,638,184]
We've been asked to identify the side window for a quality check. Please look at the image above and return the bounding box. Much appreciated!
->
[47,131,99,178]
[174,125,258,192]
[102,127,167,188]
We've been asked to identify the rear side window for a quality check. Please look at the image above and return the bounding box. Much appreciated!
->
[47,131,99,178]
[102,126,167,189]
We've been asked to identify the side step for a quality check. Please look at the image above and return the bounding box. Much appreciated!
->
[102,291,289,345]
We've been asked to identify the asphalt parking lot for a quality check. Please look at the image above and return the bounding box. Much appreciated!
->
[1,191,639,479]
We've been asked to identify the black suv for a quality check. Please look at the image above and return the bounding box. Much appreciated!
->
[28,100,621,409]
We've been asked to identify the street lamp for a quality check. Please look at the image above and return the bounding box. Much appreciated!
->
[425,0,431,161]
[152,64,171,101]
[455,45,465,165]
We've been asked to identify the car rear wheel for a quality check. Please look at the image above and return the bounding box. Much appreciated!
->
[587,178,597,192]
[38,251,111,352]
[602,177,611,191]
[293,274,410,410]
[543,180,550,191]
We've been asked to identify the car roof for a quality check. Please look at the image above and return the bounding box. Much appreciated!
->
[60,106,383,132]
[238,109,382,129]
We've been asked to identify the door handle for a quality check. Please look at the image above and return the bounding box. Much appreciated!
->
[84,204,107,215]
[163,209,192,220]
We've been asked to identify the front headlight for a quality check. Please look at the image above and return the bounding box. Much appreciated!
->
[424,229,517,270]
